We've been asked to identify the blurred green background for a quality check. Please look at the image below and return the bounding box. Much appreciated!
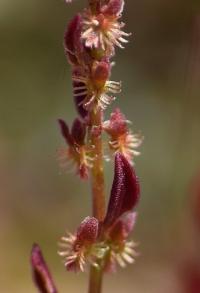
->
[1,0,200,292]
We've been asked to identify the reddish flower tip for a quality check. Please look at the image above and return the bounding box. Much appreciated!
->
[71,118,86,146]
[104,153,140,228]
[58,119,73,146]
[76,216,99,245]
[103,108,128,137]
[31,244,58,293]
[64,14,83,66]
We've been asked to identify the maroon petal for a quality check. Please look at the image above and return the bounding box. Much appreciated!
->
[31,244,58,293]
[104,153,140,228]
[71,118,86,145]
[108,212,137,242]
[76,217,99,246]
[101,0,124,17]
[58,119,74,146]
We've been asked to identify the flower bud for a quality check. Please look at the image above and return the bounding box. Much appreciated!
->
[91,61,111,89]
[103,108,143,164]
[58,217,99,272]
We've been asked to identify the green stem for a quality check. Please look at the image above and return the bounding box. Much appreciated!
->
[88,266,103,293]
[88,109,105,293]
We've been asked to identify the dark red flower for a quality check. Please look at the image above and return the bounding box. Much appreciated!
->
[82,1,130,52]
[58,217,99,272]
[72,61,120,111]
[31,244,58,293]
[103,108,143,164]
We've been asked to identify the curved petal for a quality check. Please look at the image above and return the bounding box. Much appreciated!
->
[104,153,140,227]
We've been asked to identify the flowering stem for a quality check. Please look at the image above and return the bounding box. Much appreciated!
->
[89,108,106,222]
[88,265,103,293]
[88,108,105,292]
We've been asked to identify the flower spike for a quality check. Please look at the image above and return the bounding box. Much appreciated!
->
[104,153,140,228]
[31,244,58,293]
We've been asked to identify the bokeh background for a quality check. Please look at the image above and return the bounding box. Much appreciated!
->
[1,0,200,292]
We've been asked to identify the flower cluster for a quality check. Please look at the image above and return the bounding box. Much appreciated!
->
[63,0,128,113]
[58,0,142,176]
[82,0,130,52]
[56,0,142,274]
[58,153,140,272]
